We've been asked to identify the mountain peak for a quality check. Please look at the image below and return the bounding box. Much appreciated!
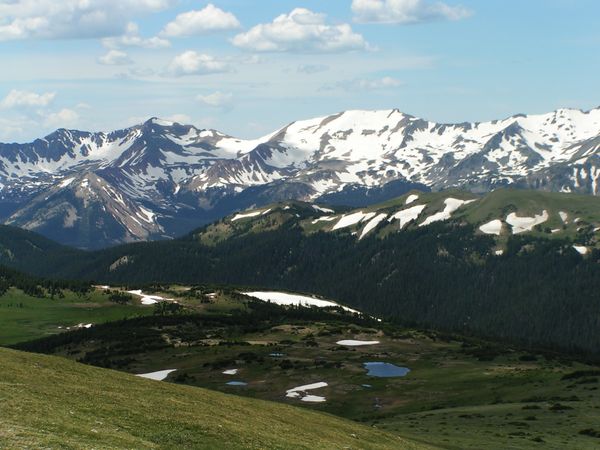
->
[2,105,600,248]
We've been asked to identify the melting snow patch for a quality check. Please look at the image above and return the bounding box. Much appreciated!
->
[127,290,174,305]
[138,206,155,224]
[332,211,376,231]
[506,210,549,234]
[559,211,569,223]
[336,340,380,346]
[405,194,419,205]
[231,210,263,222]
[312,216,337,224]
[242,291,360,314]
[286,382,327,402]
[59,177,75,188]
[495,250,504,256]
[573,245,588,255]
[479,220,503,236]
[300,395,326,403]
[137,369,176,381]
[223,369,238,375]
[312,204,334,214]
[420,198,476,227]
[389,204,426,229]
[359,213,388,239]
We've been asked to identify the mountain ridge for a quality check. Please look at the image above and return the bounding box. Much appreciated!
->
[1,106,600,248]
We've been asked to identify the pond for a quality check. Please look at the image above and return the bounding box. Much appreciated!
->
[363,362,410,378]
[226,381,248,386]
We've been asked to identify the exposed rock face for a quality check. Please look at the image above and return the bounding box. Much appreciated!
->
[1,107,599,248]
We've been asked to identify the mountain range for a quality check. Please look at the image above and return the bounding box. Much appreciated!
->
[1,107,599,248]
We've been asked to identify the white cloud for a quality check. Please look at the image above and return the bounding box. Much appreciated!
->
[165,113,192,124]
[297,64,329,74]
[196,91,233,108]
[161,4,240,37]
[356,76,403,89]
[1,90,56,109]
[168,51,230,76]
[0,0,176,41]
[44,108,80,128]
[232,8,369,53]
[102,22,170,49]
[98,50,132,65]
[0,116,29,140]
[331,76,403,91]
[352,0,472,24]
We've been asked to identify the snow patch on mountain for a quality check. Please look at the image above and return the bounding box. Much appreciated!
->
[389,204,427,229]
[479,219,503,235]
[332,211,376,231]
[506,210,549,234]
[231,210,264,222]
[359,213,388,239]
[405,194,419,205]
[420,198,476,226]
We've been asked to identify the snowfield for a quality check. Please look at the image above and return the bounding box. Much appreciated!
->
[242,291,360,314]
[312,204,334,213]
[285,382,328,403]
[389,204,427,229]
[405,194,419,205]
[479,219,503,235]
[332,211,376,231]
[506,210,549,234]
[573,245,588,255]
[311,216,337,224]
[137,369,177,381]
[336,340,380,346]
[359,213,388,239]
[127,290,174,305]
[231,210,266,222]
[420,198,476,226]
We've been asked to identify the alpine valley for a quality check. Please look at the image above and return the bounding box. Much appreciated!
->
[2,107,600,249]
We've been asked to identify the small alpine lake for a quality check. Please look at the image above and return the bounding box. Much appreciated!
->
[363,362,410,378]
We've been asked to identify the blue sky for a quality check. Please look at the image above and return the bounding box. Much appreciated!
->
[0,0,599,142]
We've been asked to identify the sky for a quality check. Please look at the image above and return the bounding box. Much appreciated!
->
[0,0,599,142]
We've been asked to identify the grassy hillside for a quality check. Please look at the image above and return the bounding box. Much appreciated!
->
[15,296,600,450]
[0,287,152,345]
[0,347,425,450]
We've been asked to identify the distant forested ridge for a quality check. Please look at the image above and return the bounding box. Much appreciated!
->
[1,218,599,355]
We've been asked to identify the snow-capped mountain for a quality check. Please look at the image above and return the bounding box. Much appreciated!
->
[1,107,599,248]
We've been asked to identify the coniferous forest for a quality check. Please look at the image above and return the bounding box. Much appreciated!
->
[3,220,600,356]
